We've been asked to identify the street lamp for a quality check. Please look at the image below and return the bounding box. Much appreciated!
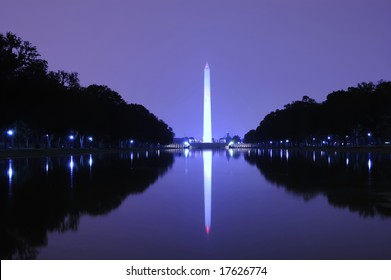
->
[367,132,372,145]
[6,129,15,148]
[68,134,75,148]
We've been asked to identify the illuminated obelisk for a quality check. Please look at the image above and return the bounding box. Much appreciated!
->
[203,62,212,143]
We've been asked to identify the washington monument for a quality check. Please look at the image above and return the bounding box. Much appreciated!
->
[203,62,212,143]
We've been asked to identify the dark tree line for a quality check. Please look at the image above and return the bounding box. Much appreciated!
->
[244,81,391,146]
[0,32,174,148]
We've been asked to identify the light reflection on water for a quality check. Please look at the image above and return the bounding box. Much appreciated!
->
[45,157,49,174]
[88,154,93,168]
[7,159,13,182]
[69,155,74,188]
[368,153,372,172]
[203,150,212,235]
[1,149,390,260]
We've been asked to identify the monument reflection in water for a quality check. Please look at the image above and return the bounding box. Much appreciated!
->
[1,149,391,259]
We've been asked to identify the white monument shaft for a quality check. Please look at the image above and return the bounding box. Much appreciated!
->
[203,63,212,143]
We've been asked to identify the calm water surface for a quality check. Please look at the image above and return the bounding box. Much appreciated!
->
[1,149,391,259]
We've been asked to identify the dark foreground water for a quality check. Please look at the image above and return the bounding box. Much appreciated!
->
[1,149,391,260]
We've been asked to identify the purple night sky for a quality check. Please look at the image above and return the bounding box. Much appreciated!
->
[1,0,390,139]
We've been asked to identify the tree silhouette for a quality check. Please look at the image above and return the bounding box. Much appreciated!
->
[245,81,391,146]
[0,32,174,148]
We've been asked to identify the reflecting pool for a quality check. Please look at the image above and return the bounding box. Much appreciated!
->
[1,149,390,259]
